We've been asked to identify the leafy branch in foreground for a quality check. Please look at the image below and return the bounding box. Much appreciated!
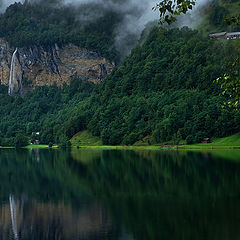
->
[215,58,240,109]
[153,0,196,24]
[216,13,240,108]
[224,3,240,26]
[225,14,240,26]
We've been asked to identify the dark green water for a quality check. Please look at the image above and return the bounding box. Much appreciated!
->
[1,149,240,240]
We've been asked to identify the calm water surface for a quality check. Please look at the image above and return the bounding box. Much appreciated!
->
[0,149,240,240]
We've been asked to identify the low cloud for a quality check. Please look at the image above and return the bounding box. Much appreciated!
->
[0,0,212,57]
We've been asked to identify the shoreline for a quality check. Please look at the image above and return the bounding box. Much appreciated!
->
[71,145,240,151]
[1,144,240,151]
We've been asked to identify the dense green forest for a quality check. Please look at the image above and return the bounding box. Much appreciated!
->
[0,26,240,147]
[0,1,120,62]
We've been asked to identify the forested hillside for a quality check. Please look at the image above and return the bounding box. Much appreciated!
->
[0,27,240,147]
[0,1,120,62]
[197,0,240,34]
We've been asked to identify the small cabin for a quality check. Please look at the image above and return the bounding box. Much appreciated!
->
[209,32,240,40]
[209,32,227,40]
[226,32,240,40]
[33,140,40,145]
[201,138,210,144]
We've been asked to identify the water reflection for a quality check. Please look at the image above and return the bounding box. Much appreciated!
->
[71,149,240,240]
[0,149,240,240]
[0,196,112,240]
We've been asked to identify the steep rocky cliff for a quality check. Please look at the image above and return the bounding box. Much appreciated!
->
[0,39,114,95]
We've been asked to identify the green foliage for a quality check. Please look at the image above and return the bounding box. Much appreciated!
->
[70,130,102,147]
[154,0,240,28]
[225,14,240,26]
[209,5,229,28]
[0,2,120,62]
[215,57,240,109]
[0,28,240,146]
[82,27,240,145]
[14,133,28,148]
[0,79,94,146]
[186,135,194,144]
[59,135,71,148]
[153,0,196,24]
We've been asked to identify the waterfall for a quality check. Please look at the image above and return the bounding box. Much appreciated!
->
[8,48,18,96]
[9,195,19,240]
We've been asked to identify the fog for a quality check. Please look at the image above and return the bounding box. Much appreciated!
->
[0,0,212,56]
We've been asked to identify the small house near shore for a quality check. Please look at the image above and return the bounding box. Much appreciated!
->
[201,138,210,144]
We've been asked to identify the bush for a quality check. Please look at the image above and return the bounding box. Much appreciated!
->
[194,132,207,143]
[186,135,194,145]
[14,134,29,148]
[59,135,71,148]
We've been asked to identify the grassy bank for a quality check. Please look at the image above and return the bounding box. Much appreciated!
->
[70,131,240,150]
[2,132,240,151]
[72,145,166,150]
[177,133,240,150]
[24,145,59,149]
[70,131,164,150]
[71,130,102,146]
[0,146,15,149]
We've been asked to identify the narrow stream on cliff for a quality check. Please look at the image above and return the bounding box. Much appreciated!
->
[8,48,18,96]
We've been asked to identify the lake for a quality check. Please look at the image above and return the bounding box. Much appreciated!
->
[0,148,240,240]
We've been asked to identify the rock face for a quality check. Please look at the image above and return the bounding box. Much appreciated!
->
[0,39,114,95]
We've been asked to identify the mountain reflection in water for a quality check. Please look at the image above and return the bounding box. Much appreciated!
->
[0,149,240,240]
[0,196,111,240]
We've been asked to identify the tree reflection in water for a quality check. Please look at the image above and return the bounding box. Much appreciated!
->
[0,149,240,240]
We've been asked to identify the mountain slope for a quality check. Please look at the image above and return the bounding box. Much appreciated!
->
[79,27,240,145]
[0,2,120,62]
[0,14,240,146]
[198,0,240,34]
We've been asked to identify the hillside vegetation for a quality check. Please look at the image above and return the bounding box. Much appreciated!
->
[71,131,102,147]
[198,0,240,34]
[0,1,120,62]
[178,133,240,149]
[1,26,240,147]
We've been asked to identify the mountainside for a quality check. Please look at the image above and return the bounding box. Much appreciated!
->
[0,39,114,95]
[82,27,240,145]
[198,0,240,34]
[0,2,120,62]
[0,1,240,147]
[1,27,240,147]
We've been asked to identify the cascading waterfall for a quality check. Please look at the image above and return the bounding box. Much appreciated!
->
[9,195,19,240]
[8,48,18,96]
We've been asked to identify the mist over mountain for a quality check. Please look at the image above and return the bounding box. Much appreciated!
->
[0,0,212,57]
[0,0,21,12]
